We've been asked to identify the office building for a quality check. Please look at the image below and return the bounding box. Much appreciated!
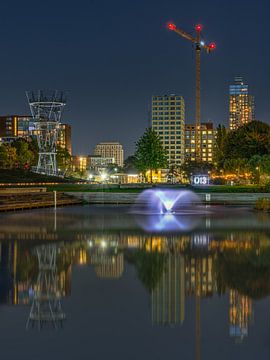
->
[0,117,72,156]
[185,122,214,163]
[71,155,90,172]
[229,76,255,130]
[94,142,124,167]
[151,94,185,166]
[0,115,33,138]
[58,123,72,155]
[89,155,115,169]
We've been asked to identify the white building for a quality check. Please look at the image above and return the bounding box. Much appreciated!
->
[151,94,185,166]
[93,142,124,167]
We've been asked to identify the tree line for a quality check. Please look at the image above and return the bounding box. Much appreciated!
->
[0,138,72,173]
[131,121,270,184]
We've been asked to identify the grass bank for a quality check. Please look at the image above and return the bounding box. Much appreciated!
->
[0,169,269,193]
[45,183,267,193]
[0,169,67,184]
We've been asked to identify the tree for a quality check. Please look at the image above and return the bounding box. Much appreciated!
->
[223,157,249,175]
[123,155,137,173]
[180,160,213,179]
[5,145,17,169]
[12,140,34,167]
[248,154,270,184]
[56,146,72,173]
[134,128,167,182]
[223,121,270,161]
[0,145,8,168]
[213,124,227,168]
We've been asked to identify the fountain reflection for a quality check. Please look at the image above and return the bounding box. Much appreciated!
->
[135,213,202,232]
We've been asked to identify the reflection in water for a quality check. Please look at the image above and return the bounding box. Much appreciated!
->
[229,290,253,342]
[135,214,201,232]
[0,231,263,340]
[26,245,65,330]
[151,254,185,326]
[0,207,270,356]
[89,240,124,279]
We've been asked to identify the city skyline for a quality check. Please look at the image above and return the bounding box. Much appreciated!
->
[0,0,269,157]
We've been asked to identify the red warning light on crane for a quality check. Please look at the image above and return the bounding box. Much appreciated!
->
[168,23,176,31]
[209,42,216,50]
[195,24,202,32]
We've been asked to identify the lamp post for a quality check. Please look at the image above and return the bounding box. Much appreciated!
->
[256,166,260,184]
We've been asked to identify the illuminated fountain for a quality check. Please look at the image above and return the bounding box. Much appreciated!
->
[132,189,205,232]
[133,189,201,215]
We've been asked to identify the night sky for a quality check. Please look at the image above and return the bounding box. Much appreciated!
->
[0,0,269,157]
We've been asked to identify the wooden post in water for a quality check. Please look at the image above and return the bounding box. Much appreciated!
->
[54,191,57,211]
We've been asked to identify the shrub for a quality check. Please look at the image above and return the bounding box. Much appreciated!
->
[255,198,270,212]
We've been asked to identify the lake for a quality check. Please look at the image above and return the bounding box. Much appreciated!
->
[0,204,269,360]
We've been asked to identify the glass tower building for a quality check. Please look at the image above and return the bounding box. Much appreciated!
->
[229,76,255,130]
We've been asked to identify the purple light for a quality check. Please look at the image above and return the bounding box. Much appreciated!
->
[132,189,203,232]
[135,214,201,232]
[133,189,201,214]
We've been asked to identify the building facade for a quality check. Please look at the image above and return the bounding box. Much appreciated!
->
[0,116,72,155]
[58,124,72,155]
[185,122,214,163]
[71,155,90,172]
[229,76,255,130]
[89,155,115,169]
[94,142,124,167]
[0,115,34,138]
[151,94,185,166]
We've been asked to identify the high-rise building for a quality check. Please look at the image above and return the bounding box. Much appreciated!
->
[151,94,185,166]
[185,123,214,163]
[229,76,255,130]
[58,123,72,155]
[94,142,124,167]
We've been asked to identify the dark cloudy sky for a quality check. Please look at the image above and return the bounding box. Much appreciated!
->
[0,0,269,157]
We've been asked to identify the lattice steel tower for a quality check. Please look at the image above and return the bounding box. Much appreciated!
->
[26,90,66,176]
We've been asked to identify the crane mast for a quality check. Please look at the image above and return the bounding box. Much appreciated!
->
[167,22,216,162]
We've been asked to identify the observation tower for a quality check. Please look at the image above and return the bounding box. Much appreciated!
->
[26,90,66,176]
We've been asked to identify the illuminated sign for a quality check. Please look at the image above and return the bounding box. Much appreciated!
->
[191,175,210,186]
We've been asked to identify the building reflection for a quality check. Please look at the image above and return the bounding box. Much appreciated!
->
[229,290,253,341]
[0,241,18,305]
[0,229,266,340]
[151,254,185,326]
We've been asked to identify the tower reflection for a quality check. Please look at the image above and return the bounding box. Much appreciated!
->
[26,245,65,330]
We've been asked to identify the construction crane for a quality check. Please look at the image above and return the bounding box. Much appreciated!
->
[167,22,216,161]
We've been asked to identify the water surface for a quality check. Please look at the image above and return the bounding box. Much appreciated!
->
[0,205,270,360]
